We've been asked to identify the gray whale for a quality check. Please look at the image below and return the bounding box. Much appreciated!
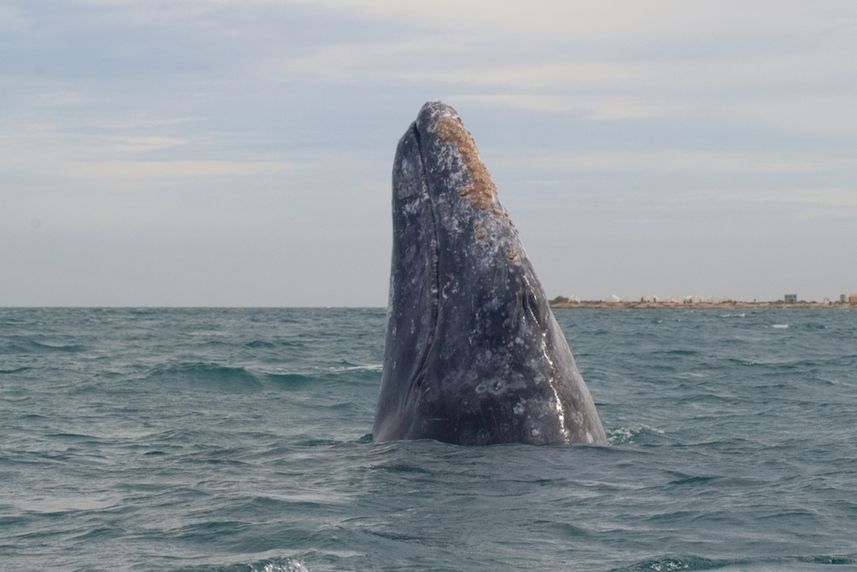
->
[373,101,607,446]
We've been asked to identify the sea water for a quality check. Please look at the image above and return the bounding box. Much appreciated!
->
[1,307,856,571]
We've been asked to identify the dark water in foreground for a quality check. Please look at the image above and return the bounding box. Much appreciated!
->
[1,307,856,571]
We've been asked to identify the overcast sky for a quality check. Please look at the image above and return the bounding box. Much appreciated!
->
[2,1,856,306]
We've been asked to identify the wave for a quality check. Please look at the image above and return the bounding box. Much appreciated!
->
[649,349,699,358]
[263,372,315,385]
[612,555,723,571]
[136,362,383,393]
[329,364,382,373]
[141,362,262,392]
[178,557,310,572]
[607,424,666,446]
[244,339,309,349]
[262,364,382,386]
[1,339,87,354]
[798,554,857,565]
[665,474,724,486]
[0,366,32,375]
[44,432,97,441]
[613,553,857,571]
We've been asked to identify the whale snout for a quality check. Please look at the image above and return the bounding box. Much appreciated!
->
[410,102,498,210]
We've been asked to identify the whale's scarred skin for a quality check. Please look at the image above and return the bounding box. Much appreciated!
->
[373,102,607,446]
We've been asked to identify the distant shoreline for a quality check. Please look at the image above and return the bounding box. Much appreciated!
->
[550,301,856,310]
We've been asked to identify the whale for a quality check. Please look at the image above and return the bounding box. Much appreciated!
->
[373,101,607,446]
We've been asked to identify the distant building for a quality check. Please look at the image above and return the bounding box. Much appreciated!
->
[784,294,798,304]
[850,293,857,305]
[841,294,848,304]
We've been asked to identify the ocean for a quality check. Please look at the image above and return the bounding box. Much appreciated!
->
[1,307,856,571]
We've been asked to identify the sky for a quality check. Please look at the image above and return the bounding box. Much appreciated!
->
[1,0,856,306]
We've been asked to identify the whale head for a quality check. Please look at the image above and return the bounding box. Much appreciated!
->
[374,101,607,446]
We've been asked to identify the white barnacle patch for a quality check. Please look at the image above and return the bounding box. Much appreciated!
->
[402,192,431,215]
[440,275,460,301]
[513,399,526,416]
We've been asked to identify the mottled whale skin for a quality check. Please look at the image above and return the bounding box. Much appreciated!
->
[373,101,607,446]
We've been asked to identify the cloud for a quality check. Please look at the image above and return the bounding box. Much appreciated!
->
[68,158,291,180]
[262,3,857,142]
[687,188,857,222]
[30,90,92,108]
[1,144,291,182]
[438,94,573,113]
[309,0,848,41]
[735,95,857,135]
[0,4,30,32]
[515,149,854,175]
[450,93,665,120]
[700,188,857,209]
[0,120,291,184]
[97,135,190,153]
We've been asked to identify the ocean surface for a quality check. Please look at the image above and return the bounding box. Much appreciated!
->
[1,307,856,571]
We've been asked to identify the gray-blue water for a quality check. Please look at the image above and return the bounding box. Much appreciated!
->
[1,308,856,571]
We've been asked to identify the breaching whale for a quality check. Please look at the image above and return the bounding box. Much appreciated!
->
[373,101,607,446]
